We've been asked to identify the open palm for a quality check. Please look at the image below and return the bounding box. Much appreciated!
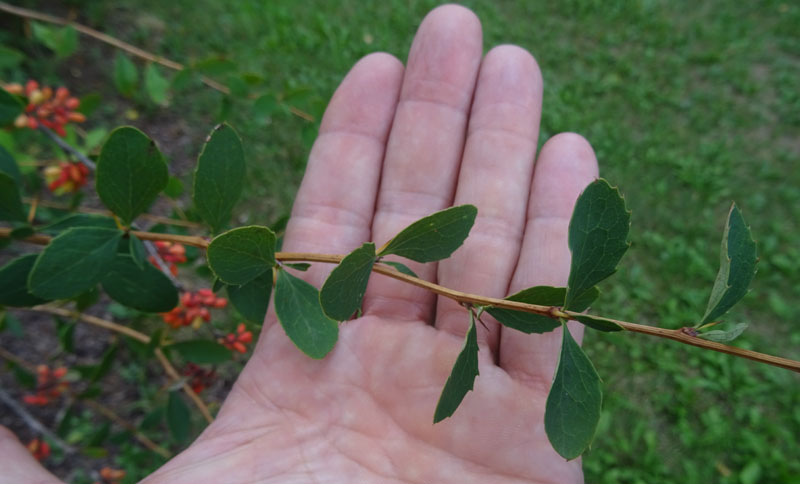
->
[2,5,599,484]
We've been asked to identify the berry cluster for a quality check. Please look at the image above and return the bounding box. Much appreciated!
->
[149,240,187,276]
[44,161,90,195]
[23,365,69,406]
[27,438,50,461]
[4,81,85,137]
[161,289,227,328]
[220,323,254,354]
[94,466,126,484]
[182,363,217,394]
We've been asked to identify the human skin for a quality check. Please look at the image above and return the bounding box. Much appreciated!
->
[0,5,600,483]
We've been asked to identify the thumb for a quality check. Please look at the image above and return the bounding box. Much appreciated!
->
[0,426,63,484]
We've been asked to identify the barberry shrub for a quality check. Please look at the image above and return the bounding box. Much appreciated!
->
[0,77,789,464]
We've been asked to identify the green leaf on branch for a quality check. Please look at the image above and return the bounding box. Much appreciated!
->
[89,344,119,383]
[565,179,630,310]
[377,205,477,263]
[545,323,603,460]
[285,262,311,272]
[113,53,138,97]
[10,225,34,239]
[207,226,276,285]
[167,391,191,443]
[28,227,123,300]
[192,123,245,234]
[57,319,76,353]
[41,214,118,234]
[101,254,178,312]
[0,87,24,125]
[0,255,49,307]
[699,204,758,326]
[164,175,184,199]
[128,234,147,269]
[572,314,624,332]
[433,313,479,423]
[0,172,26,222]
[145,63,170,106]
[31,23,78,58]
[228,271,272,324]
[320,243,376,321]
[96,127,168,225]
[0,146,22,183]
[698,322,748,343]
[486,286,601,335]
[274,269,338,359]
[168,340,231,364]
[380,261,418,278]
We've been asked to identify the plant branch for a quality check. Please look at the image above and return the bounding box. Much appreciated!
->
[24,197,203,229]
[2,227,799,373]
[0,386,77,453]
[0,1,314,122]
[19,306,214,423]
[38,126,96,170]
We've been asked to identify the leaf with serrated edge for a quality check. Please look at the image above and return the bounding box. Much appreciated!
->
[28,227,123,300]
[380,261,418,278]
[95,127,168,225]
[545,323,603,460]
[434,313,480,423]
[320,243,376,321]
[698,322,748,343]
[572,314,624,332]
[700,204,757,325]
[378,205,477,263]
[274,270,338,359]
[207,226,276,285]
[565,179,630,310]
[193,124,246,234]
[228,271,273,324]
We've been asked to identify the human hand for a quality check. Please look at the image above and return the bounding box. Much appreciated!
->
[1,5,599,483]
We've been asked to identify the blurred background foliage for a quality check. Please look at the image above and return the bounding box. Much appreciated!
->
[2,0,799,482]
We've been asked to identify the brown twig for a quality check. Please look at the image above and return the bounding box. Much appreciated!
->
[24,198,204,229]
[0,1,315,122]
[3,226,798,373]
[21,306,214,423]
[0,346,170,458]
[0,386,77,453]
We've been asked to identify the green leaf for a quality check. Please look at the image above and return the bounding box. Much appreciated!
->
[57,319,76,353]
[113,53,138,97]
[0,88,23,125]
[96,127,168,225]
[320,243,376,321]
[565,179,630,310]
[31,23,78,58]
[41,214,118,235]
[487,286,568,335]
[0,172,25,222]
[164,175,184,199]
[1,311,25,338]
[28,227,123,299]
[0,255,49,307]
[227,271,272,324]
[89,344,118,383]
[207,226,276,285]
[129,234,147,269]
[0,45,24,71]
[699,204,758,325]
[285,262,310,272]
[171,68,199,92]
[572,314,624,332]
[433,313,480,423]
[101,254,178,312]
[274,269,338,359]
[378,205,478,263]
[74,286,100,311]
[192,123,245,233]
[545,324,603,460]
[380,260,418,278]
[698,322,748,343]
[10,225,34,240]
[144,63,170,106]
[167,340,231,364]
[0,145,22,184]
[166,391,191,443]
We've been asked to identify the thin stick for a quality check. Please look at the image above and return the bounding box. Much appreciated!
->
[0,1,314,122]
[0,386,77,453]
[24,197,203,229]
[38,126,96,170]
[22,306,214,423]
[2,227,799,373]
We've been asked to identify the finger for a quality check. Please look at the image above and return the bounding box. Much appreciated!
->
[0,426,63,484]
[364,5,483,322]
[279,52,404,290]
[434,45,543,354]
[498,133,599,390]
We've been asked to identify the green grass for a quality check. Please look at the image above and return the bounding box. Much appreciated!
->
[17,0,800,481]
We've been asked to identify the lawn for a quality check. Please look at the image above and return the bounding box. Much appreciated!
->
[6,0,800,482]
